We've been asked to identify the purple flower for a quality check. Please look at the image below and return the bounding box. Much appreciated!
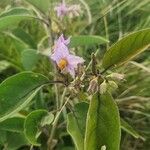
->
[54,0,81,19]
[51,34,84,78]
[54,1,68,19]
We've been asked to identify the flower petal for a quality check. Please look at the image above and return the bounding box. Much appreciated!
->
[51,45,69,63]
[67,54,84,68]
[59,34,70,45]
[66,65,75,78]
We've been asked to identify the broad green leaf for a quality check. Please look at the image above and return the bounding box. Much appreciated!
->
[11,28,37,49]
[85,93,121,150]
[0,15,33,31]
[121,118,144,140]
[0,60,10,73]
[24,110,54,146]
[102,28,150,69]
[67,102,89,150]
[0,7,31,18]
[70,35,109,47]
[6,132,29,150]
[24,0,50,14]
[0,117,24,133]
[0,72,49,122]
[21,49,40,70]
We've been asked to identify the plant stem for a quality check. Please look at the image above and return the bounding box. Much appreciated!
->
[47,88,69,150]
[103,15,109,50]
[80,49,99,81]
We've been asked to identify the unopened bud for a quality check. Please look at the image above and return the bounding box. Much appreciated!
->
[87,77,98,94]
[107,73,124,81]
[101,145,106,150]
[100,80,107,94]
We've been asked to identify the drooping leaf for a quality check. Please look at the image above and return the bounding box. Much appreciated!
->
[0,7,31,18]
[102,28,150,69]
[121,118,144,140]
[21,49,40,70]
[67,102,89,150]
[24,0,50,14]
[0,15,33,31]
[0,117,25,133]
[84,93,121,150]
[0,72,49,122]
[24,110,54,146]
[70,35,109,47]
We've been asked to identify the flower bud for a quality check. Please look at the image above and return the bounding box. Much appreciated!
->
[87,77,98,94]
[100,80,107,94]
[107,73,124,81]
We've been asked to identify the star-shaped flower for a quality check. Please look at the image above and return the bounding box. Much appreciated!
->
[51,34,84,78]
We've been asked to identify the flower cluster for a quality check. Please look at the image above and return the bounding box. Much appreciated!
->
[51,34,84,78]
[54,0,81,19]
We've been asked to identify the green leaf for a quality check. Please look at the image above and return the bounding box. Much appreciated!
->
[0,72,49,122]
[70,35,109,47]
[0,117,24,133]
[21,49,40,70]
[11,28,37,49]
[6,132,29,150]
[84,93,121,150]
[24,0,50,14]
[0,7,31,18]
[0,15,33,31]
[102,28,150,69]
[0,60,10,73]
[24,110,54,146]
[67,102,89,150]
[121,118,144,140]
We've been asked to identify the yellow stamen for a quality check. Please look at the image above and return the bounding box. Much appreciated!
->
[58,58,68,70]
